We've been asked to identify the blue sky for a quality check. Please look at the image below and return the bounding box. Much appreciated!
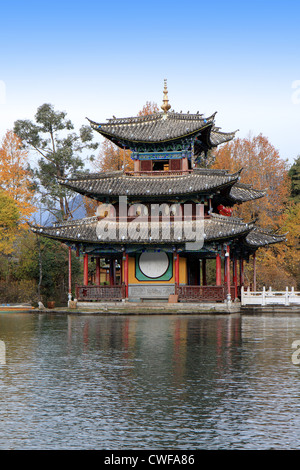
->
[0,0,299,164]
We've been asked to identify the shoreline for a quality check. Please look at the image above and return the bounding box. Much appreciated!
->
[1,301,300,315]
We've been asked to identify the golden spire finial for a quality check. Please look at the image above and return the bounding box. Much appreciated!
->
[161,79,171,113]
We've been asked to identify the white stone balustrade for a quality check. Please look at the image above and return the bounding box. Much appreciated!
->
[241,286,300,306]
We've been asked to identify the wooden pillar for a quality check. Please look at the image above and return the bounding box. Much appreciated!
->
[216,253,222,286]
[224,257,227,284]
[120,257,123,284]
[239,258,244,287]
[202,258,207,286]
[233,257,238,300]
[83,253,89,286]
[253,252,257,292]
[182,157,188,173]
[134,159,140,173]
[96,257,101,286]
[68,246,72,302]
[109,259,114,286]
[226,245,231,301]
[124,253,129,298]
[175,252,180,286]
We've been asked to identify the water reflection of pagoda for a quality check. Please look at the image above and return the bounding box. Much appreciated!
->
[31,81,285,305]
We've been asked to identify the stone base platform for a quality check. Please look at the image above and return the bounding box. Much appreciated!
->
[33,300,241,315]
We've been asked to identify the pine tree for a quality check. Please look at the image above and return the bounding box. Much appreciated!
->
[289,155,300,203]
[14,103,98,221]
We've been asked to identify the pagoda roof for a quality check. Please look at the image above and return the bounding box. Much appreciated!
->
[29,213,257,246]
[243,227,287,248]
[58,168,242,200]
[87,112,237,152]
[228,182,266,204]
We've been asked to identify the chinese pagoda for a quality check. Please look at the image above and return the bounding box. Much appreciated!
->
[31,81,286,304]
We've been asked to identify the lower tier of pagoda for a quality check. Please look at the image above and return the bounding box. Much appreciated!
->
[30,213,286,304]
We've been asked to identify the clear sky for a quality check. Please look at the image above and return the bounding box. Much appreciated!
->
[0,0,299,164]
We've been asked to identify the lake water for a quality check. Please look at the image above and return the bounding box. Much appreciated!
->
[0,312,299,450]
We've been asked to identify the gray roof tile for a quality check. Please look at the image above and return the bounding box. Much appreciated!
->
[58,168,242,199]
[87,112,237,149]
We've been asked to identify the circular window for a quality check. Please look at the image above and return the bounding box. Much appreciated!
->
[138,251,169,279]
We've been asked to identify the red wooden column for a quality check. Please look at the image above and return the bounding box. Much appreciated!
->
[216,253,222,286]
[182,157,189,173]
[124,253,129,298]
[109,259,114,286]
[253,252,257,292]
[239,258,244,287]
[96,257,101,286]
[68,246,72,302]
[202,258,207,286]
[134,159,140,173]
[223,247,227,285]
[226,245,231,301]
[83,253,89,286]
[233,257,238,300]
[175,252,180,287]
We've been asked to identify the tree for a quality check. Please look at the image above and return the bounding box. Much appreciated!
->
[137,101,159,116]
[92,139,133,173]
[288,155,300,203]
[211,133,294,289]
[255,202,300,289]
[0,130,36,226]
[10,231,82,304]
[0,190,19,255]
[14,103,98,221]
[211,133,290,230]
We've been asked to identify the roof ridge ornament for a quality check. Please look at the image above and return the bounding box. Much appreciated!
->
[161,79,171,113]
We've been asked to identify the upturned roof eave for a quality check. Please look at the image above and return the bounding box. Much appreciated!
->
[228,185,267,204]
[57,169,242,200]
[28,213,255,246]
[244,227,287,248]
[90,122,214,147]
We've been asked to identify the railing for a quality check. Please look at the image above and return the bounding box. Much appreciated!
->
[241,286,300,306]
[76,284,125,302]
[125,170,193,177]
[176,285,227,302]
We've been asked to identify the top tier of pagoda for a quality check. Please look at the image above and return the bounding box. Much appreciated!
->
[86,79,237,162]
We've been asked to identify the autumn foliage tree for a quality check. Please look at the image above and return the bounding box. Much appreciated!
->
[211,133,299,288]
[0,130,36,226]
[92,140,133,173]
[211,133,290,230]
[137,101,160,116]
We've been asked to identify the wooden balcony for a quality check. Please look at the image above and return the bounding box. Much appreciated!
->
[75,284,241,303]
[125,170,193,177]
[76,284,125,302]
[176,285,241,302]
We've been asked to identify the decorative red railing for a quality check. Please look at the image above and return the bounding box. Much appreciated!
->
[75,284,241,303]
[125,170,193,177]
[75,284,125,301]
[176,285,241,302]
